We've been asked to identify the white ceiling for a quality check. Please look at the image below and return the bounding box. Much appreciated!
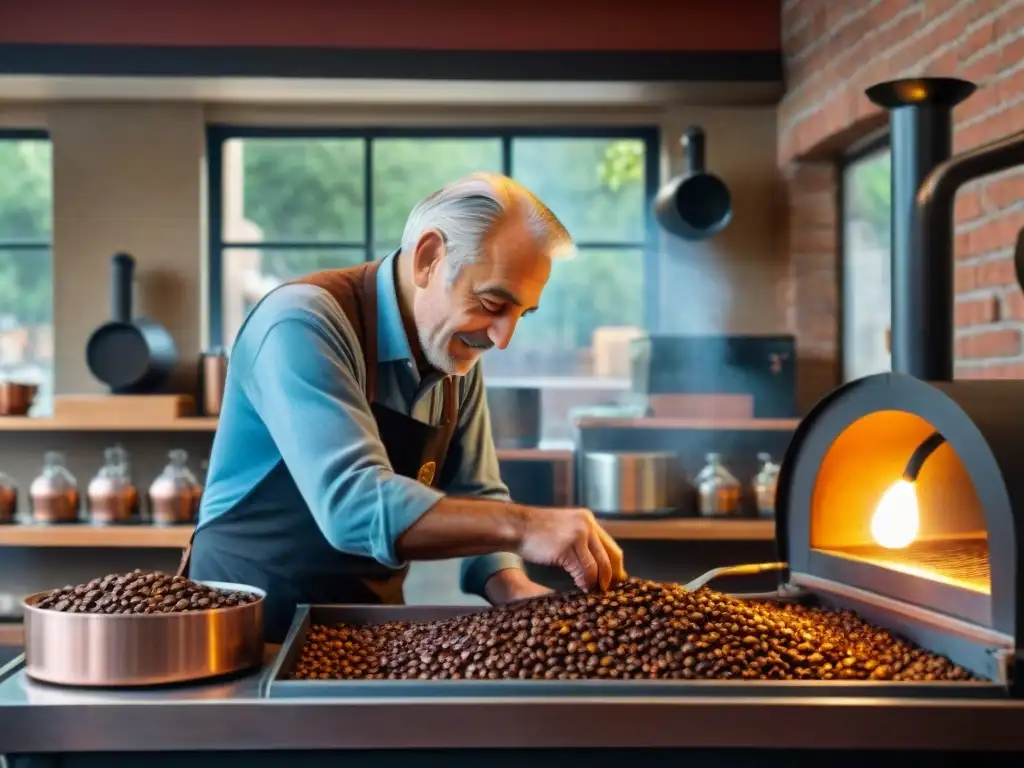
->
[0,75,782,107]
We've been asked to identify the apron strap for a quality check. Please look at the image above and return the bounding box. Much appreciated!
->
[360,260,381,403]
[439,375,460,451]
[176,527,197,578]
[442,376,457,426]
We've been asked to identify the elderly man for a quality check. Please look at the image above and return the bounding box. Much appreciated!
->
[180,173,627,641]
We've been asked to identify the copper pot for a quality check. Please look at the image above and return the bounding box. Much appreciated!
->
[149,449,200,525]
[199,350,228,416]
[0,473,17,523]
[88,446,139,525]
[88,478,138,524]
[0,381,38,416]
[150,481,196,525]
[31,488,80,523]
[30,451,80,524]
[22,581,266,687]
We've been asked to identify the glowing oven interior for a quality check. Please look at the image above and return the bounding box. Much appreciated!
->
[810,409,989,595]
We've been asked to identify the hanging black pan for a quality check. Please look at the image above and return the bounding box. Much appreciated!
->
[85,252,178,394]
[654,125,733,241]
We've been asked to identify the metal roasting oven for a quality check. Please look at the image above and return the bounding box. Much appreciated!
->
[773,372,1019,688]
[769,76,1024,694]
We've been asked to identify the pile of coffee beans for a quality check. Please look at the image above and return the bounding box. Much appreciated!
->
[34,569,260,615]
[290,578,973,683]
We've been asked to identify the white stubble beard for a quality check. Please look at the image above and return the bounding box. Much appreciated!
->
[419,325,460,376]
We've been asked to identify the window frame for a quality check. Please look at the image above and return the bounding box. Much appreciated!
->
[837,130,891,383]
[0,127,54,413]
[0,127,51,254]
[205,124,662,348]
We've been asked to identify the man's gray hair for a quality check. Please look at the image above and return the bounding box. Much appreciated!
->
[400,172,573,283]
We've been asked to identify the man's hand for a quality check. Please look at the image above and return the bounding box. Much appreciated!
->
[482,568,553,605]
[516,507,627,592]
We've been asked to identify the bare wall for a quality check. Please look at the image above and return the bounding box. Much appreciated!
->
[659,106,786,336]
[48,102,206,394]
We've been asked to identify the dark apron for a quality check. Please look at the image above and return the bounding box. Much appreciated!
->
[177,261,458,642]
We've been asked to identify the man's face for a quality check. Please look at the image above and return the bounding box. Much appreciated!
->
[413,218,553,376]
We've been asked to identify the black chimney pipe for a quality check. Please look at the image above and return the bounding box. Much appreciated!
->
[916,127,1024,366]
[865,78,976,381]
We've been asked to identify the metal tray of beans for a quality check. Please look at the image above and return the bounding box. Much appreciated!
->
[22,569,266,687]
[262,579,1002,700]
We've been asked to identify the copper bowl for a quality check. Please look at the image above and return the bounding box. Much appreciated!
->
[22,581,265,687]
[0,381,38,416]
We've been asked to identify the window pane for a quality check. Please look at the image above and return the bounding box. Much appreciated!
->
[372,138,503,247]
[842,149,892,381]
[484,248,643,378]
[224,138,366,243]
[0,136,52,416]
[0,138,52,240]
[512,138,647,244]
[483,247,643,443]
[0,247,53,415]
[220,247,366,346]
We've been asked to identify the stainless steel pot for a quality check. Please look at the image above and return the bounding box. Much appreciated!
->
[582,451,676,516]
[486,387,541,449]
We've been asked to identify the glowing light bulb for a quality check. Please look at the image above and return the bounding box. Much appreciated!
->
[870,480,920,550]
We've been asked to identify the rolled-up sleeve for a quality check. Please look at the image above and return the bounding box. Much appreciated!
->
[446,366,526,598]
[241,317,443,569]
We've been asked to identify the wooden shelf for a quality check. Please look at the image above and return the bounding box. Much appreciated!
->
[496,448,573,461]
[0,524,192,548]
[0,623,23,646]
[0,518,773,548]
[575,417,800,431]
[600,518,775,541]
[1,415,802,433]
[0,416,218,432]
[0,418,573,460]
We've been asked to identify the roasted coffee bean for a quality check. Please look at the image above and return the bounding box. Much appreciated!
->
[34,569,259,615]
[288,578,974,683]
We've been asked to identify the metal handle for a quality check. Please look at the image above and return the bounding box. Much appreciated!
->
[681,125,706,175]
[682,561,788,592]
[110,252,135,323]
[718,561,788,577]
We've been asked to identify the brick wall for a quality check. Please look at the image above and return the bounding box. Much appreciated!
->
[778,0,1024,410]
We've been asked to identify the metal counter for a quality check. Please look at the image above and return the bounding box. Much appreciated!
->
[3,651,1024,757]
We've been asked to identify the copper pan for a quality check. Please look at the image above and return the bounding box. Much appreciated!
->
[0,381,38,416]
[22,581,265,687]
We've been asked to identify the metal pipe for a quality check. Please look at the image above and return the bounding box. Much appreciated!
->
[916,128,1024,371]
[865,78,976,381]
[901,431,947,482]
